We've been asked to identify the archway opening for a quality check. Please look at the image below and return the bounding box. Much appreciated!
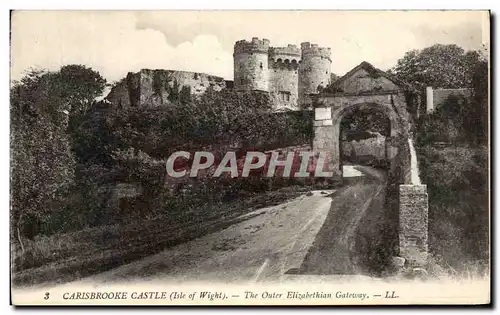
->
[337,104,398,276]
[339,105,391,173]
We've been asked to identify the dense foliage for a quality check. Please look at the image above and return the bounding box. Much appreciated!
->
[418,145,488,270]
[10,66,107,245]
[390,44,484,90]
[415,53,488,146]
[13,83,313,241]
[75,88,312,163]
[407,47,490,272]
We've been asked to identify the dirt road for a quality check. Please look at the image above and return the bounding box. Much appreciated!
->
[299,165,393,276]
[86,190,334,285]
[77,165,390,285]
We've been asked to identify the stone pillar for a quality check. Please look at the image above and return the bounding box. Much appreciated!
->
[312,106,341,181]
[426,86,434,113]
[399,184,429,266]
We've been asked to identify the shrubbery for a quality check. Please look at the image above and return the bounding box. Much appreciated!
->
[412,53,489,274]
[59,88,314,232]
[417,145,488,271]
[10,66,106,246]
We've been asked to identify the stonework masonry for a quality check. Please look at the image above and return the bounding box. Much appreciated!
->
[106,37,331,111]
[425,86,473,113]
[298,42,332,102]
[311,62,429,265]
[106,69,226,108]
[342,134,386,162]
[233,38,332,110]
[399,184,429,266]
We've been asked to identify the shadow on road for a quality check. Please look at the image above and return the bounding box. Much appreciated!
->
[296,166,398,277]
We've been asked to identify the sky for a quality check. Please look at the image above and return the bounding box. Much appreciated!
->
[10,10,489,83]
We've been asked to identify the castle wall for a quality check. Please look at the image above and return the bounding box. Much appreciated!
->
[109,38,333,111]
[105,78,130,108]
[269,59,300,110]
[106,69,226,107]
[425,87,473,113]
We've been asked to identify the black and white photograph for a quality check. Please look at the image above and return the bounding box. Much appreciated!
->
[9,10,490,305]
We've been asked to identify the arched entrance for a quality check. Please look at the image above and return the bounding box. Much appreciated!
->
[333,102,403,176]
[338,104,392,171]
[312,98,405,181]
[310,61,428,267]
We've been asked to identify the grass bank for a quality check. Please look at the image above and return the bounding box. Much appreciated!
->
[12,186,311,287]
[416,144,489,278]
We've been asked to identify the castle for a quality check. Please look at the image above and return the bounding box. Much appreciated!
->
[233,37,331,109]
[106,37,332,110]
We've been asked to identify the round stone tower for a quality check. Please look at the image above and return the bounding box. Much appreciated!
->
[298,42,332,106]
[233,37,270,92]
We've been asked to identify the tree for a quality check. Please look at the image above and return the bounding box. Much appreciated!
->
[57,65,107,117]
[11,70,76,246]
[11,65,106,245]
[341,110,390,140]
[56,65,107,146]
[390,44,482,90]
[405,45,489,146]
[463,52,488,145]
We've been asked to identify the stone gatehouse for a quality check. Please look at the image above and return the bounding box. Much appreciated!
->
[311,61,428,266]
[311,61,419,179]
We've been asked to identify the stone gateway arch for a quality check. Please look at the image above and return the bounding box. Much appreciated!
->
[311,62,429,267]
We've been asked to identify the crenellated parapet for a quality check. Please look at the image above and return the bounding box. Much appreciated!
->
[233,37,332,109]
[269,45,301,60]
[298,42,332,106]
[269,45,301,70]
[234,37,270,55]
[301,42,332,61]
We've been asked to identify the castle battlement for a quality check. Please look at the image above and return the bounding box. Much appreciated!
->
[301,42,332,61]
[269,45,301,70]
[234,37,270,54]
[234,37,332,109]
[269,45,301,59]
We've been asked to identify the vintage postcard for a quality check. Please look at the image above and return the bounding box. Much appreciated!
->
[9,10,490,306]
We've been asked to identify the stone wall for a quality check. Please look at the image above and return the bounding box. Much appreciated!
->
[106,69,226,108]
[233,38,332,110]
[312,106,341,179]
[425,86,473,113]
[385,135,428,266]
[399,184,429,266]
[105,78,129,108]
[342,135,386,162]
[335,68,400,94]
[269,60,300,110]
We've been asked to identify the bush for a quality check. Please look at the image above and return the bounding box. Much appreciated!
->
[65,89,314,232]
[417,144,488,269]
